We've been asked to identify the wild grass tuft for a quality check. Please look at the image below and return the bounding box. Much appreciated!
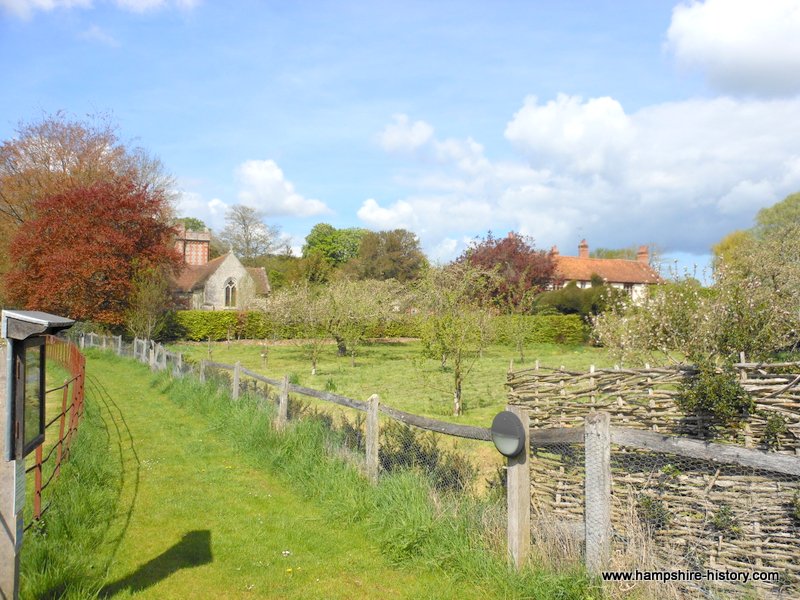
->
[156,372,598,599]
[20,397,118,600]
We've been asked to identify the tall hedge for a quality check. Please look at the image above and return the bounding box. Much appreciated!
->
[173,310,586,344]
[493,314,588,345]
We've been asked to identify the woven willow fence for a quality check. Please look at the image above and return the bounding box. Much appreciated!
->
[508,362,800,599]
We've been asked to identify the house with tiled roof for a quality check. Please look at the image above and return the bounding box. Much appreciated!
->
[552,239,661,302]
[171,225,270,310]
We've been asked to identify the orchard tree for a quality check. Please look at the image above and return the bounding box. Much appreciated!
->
[4,177,181,326]
[347,229,428,282]
[754,191,800,237]
[267,283,328,375]
[218,204,287,263]
[459,231,554,311]
[418,264,493,416]
[319,278,404,365]
[125,266,173,340]
[594,223,800,365]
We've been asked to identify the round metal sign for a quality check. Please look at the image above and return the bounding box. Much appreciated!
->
[490,411,526,457]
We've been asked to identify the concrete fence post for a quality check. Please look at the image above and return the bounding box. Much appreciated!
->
[149,342,156,370]
[232,361,241,400]
[585,411,612,575]
[276,375,289,430]
[117,335,123,356]
[160,344,167,371]
[79,333,85,350]
[176,352,183,376]
[507,404,530,569]
[199,360,206,383]
[366,394,380,483]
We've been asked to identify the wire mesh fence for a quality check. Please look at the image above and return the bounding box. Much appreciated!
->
[24,336,86,530]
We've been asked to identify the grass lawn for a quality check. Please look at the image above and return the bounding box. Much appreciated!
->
[170,339,614,428]
[59,352,495,599]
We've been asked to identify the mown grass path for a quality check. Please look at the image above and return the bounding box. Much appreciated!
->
[89,353,488,599]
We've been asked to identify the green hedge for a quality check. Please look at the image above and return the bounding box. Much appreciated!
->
[174,310,585,344]
[493,314,588,345]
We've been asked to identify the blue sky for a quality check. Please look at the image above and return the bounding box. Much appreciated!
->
[3,0,800,277]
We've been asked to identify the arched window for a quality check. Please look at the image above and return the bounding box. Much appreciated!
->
[224,278,237,308]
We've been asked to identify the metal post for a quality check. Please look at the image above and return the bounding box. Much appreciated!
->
[0,345,21,599]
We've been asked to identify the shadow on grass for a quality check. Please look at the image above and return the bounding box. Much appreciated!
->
[99,530,213,597]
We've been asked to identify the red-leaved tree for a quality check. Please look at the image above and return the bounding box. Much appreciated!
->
[459,231,555,311]
[4,177,181,326]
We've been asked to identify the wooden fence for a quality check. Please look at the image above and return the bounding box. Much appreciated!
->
[79,335,493,486]
[508,362,800,598]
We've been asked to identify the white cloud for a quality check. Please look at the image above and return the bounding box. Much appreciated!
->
[378,114,434,153]
[236,159,331,218]
[505,94,634,177]
[0,0,197,17]
[0,0,90,18]
[175,191,227,230]
[667,0,800,97]
[367,96,800,259]
[78,24,119,46]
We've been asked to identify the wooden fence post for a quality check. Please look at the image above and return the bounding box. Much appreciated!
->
[176,352,183,376]
[199,360,206,383]
[160,345,167,371]
[232,361,241,400]
[585,411,611,575]
[149,342,156,370]
[366,394,380,483]
[507,404,530,569]
[276,375,289,430]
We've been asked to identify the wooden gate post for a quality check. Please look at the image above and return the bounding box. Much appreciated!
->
[366,394,380,483]
[276,375,289,430]
[507,405,530,569]
[585,411,612,574]
[232,361,241,400]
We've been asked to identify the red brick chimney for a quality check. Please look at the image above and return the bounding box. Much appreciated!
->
[578,239,589,259]
[637,245,649,264]
[174,224,211,266]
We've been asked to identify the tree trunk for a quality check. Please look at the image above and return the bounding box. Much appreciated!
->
[336,337,347,357]
[453,368,462,416]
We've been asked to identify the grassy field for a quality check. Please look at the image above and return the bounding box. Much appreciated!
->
[170,339,614,428]
[22,351,595,599]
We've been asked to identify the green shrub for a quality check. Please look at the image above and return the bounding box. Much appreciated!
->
[677,361,754,432]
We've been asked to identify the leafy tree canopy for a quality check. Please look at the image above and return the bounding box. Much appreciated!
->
[4,176,181,326]
[176,216,208,232]
[302,223,367,266]
[347,229,428,282]
[459,231,554,311]
[755,191,800,237]
[589,247,637,260]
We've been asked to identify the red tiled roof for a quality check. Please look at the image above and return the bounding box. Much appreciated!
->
[554,256,661,285]
[171,254,228,293]
[171,255,272,296]
[246,267,270,295]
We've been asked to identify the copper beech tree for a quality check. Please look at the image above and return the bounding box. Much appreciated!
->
[4,176,181,326]
[459,231,555,311]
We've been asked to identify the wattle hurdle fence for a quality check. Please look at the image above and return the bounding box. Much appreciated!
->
[24,335,86,529]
